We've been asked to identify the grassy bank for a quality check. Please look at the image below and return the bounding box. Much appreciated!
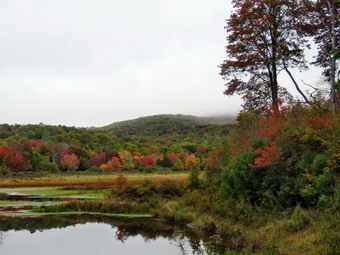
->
[154,189,339,255]
[32,179,339,255]
[1,173,338,254]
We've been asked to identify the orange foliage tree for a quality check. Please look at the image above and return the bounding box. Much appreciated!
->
[249,142,283,168]
[185,154,198,170]
[100,157,122,171]
[61,153,80,171]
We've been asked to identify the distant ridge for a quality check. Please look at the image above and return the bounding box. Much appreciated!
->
[101,114,235,136]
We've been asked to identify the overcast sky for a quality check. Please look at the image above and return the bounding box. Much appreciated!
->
[0,0,324,127]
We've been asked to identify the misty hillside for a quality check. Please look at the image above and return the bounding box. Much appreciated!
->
[101,114,235,136]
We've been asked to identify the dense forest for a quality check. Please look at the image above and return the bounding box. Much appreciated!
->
[0,115,233,174]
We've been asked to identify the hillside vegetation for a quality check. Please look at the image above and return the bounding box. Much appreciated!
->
[0,114,233,174]
[102,114,234,136]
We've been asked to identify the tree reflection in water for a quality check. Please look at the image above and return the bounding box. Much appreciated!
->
[171,230,226,255]
[0,231,4,247]
[0,215,228,254]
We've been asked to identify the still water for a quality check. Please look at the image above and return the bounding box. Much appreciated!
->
[0,190,227,254]
[1,222,184,255]
[0,215,224,255]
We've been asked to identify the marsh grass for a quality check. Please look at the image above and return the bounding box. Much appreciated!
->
[42,200,151,215]
[153,187,340,255]
[0,187,107,198]
[0,172,189,189]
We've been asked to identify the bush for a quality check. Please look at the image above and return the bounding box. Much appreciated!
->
[284,206,311,232]
[310,154,327,175]
[155,201,194,223]
[44,200,150,214]
[85,166,101,172]
[42,161,59,173]
[171,165,180,171]
[138,165,170,173]
[111,180,186,203]
[0,165,10,176]
[188,167,200,189]
[156,155,173,168]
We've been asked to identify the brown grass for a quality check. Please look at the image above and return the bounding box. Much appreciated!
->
[0,176,188,189]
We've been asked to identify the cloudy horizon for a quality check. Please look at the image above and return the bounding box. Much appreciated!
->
[0,1,324,127]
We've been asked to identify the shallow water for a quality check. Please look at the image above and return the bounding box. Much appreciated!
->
[0,190,228,254]
[1,222,187,255]
[0,215,224,255]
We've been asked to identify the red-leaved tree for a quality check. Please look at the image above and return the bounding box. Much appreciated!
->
[92,153,106,167]
[10,154,28,171]
[140,156,156,167]
[61,153,80,171]
[249,142,283,168]
[0,146,14,164]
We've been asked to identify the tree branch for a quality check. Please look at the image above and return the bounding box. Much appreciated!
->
[282,60,311,104]
[301,80,319,100]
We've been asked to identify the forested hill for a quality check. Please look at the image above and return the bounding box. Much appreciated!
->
[0,114,235,173]
[101,114,235,136]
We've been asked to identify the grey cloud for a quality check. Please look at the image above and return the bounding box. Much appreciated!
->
[0,0,240,126]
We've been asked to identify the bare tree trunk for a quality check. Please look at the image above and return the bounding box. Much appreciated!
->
[328,0,338,112]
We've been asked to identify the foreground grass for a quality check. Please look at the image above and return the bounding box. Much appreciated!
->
[1,174,337,254]
[153,189,340,255]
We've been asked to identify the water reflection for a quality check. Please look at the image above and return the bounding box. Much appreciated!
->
[0,215,227,255]
[0,231,5,247]
[0,191,82,202]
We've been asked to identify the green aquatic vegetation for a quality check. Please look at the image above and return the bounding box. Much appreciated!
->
[0,209,153,218]
[0,187,107,198]
[0,200,60,207]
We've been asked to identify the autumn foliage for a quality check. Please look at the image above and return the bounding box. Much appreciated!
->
[220,102,339,206]
[249,142,283,168]
[61,154,80,171]
[140,156,156,167]
[100,157,122,171]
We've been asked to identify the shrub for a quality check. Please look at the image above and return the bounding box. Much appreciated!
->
[171,165,180,171]
[42,161,59,173]
[284,206,311,232]
[85,166,101,172]
[0,165,10,176]
[44,200,150,214]
[155,201,194,223]
[156,155,173,168]
[310,154,327,175]
[188,167,200,189]
[111,180,186,203]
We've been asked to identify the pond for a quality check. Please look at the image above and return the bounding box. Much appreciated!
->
[0,190,228,255]
[0,215,225,255]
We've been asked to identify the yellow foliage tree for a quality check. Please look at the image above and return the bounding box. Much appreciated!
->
[100,157,122,171]
[119,150,135,169]
[185,154,198,170]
